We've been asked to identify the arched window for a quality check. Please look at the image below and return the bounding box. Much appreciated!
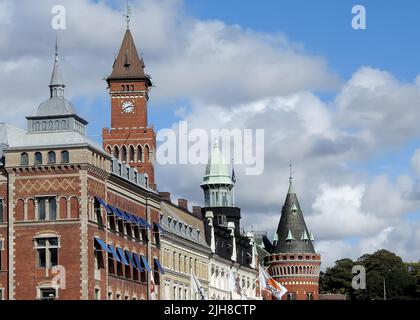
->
[61,150,69,163]
[131,85,134,91]
[21,153,29,165]
[129,146,135,162]
[113,146,119,160]
[137,145,143,162]
[48,151,56,164]
[34,152,43,165]
[144,145,150,162]
[49,198,57,221]
[121,146,127,163]
[106,146,112,155]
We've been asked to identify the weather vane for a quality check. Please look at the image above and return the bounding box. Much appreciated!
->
[124,0,131,29]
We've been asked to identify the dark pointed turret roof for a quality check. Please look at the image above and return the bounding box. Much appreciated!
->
[107,28,151,85]
[272,177,316,254]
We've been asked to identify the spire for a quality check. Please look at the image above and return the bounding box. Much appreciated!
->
[201,137,234,207]
[27,37,88,133]
[272,171,316,254]
[107,27,151,85]
[49,37,65,98]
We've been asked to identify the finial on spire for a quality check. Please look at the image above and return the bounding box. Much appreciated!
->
[124,0,131,29]
[289,161,293,183]
[54,35,59,62]
[287,161,296,194]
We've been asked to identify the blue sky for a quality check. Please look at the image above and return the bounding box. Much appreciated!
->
[188,0,420,81]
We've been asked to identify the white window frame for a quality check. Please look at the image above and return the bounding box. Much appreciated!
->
[33,235,60,269]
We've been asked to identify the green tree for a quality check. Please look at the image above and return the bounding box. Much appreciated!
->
[320,250,418,300]
[356,250,416,300]
[319,258,354,296]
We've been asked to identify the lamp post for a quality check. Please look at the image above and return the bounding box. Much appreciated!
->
[383,269,391,301]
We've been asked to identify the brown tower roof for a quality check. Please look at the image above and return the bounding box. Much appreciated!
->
[107,28,151,85]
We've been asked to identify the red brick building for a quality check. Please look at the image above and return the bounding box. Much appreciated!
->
[102,28,156,190]
[263,173,321,300]
[0,28,164,300]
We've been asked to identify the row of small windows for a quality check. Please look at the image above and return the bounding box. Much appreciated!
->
[32,119,69,132]
[265,254,319,262]
[106,145,151,163]
[161,249,205,279]
[270,265,320,276]
[15,196,80,222]
[21,151,69,166]
[285,292,313,300]
[93,199,160,245]
[121,85,135,92]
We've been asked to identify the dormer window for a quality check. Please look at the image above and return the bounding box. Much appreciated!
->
[290,203,298,214]
[301,230,309,244]
[34,152,43,165]
[285,229,295,244]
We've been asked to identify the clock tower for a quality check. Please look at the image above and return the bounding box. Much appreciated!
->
[102,26,156,189]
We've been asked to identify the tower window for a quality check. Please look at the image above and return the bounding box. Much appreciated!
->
[137,145,143,162]
[121,146,127,163]
[34,152,43,165]
[114,146,119,160]
[21,153,29,165]
[129,146,135,162]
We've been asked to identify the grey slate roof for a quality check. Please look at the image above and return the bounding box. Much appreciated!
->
[0,123,105,155]
[34,97,76,117]
[272,178,316,254]
[160,202,209,248]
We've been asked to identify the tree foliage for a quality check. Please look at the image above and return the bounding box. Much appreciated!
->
[319,249,418,300]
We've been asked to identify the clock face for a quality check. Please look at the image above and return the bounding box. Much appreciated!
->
[121,101,134,113]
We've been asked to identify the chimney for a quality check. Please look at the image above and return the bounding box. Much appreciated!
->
[192,206,202,215]
[178,199,188,210]
[159,192,171,202]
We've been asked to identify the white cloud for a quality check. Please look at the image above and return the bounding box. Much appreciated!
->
[308,183,384,240]
[412,149,420,176]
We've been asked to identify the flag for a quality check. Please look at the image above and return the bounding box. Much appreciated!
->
[259,266,287,300]
[231,167,237,184]
[228,270,242,298]
[150,272,157,300]
[191,270,207,300]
